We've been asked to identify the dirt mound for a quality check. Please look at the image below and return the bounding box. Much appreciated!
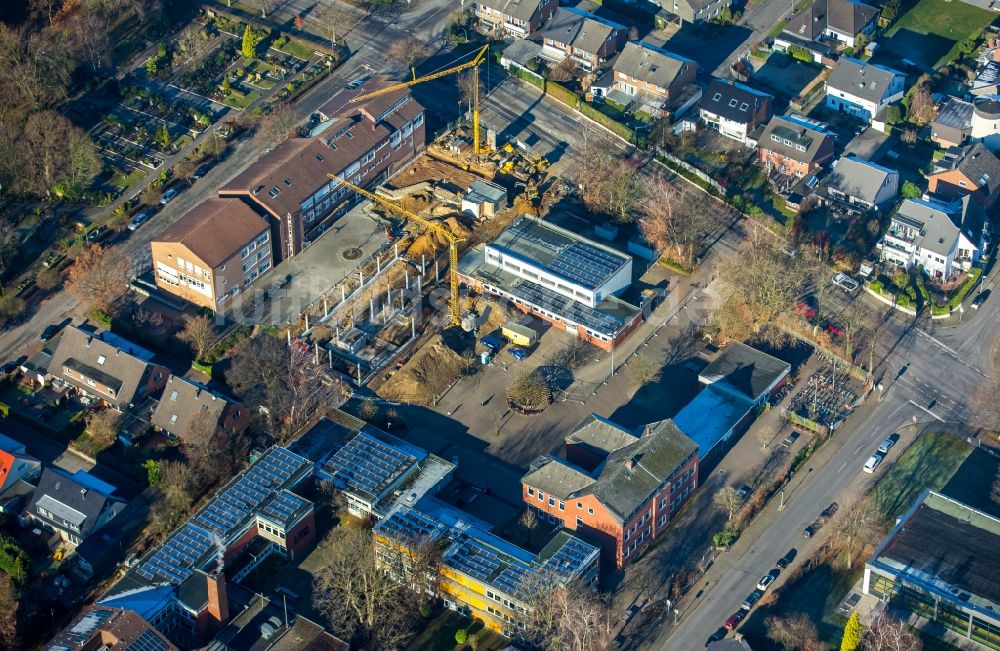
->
[406,215,473,260]
[377,330,472,405]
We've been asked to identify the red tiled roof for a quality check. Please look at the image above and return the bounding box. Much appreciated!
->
[154,199,269,268]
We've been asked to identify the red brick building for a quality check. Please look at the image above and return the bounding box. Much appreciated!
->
[521,415,699,569]
[757,115,836,179]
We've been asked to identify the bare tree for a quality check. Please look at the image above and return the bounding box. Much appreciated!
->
[255,103,299,149]
[386,37,429,71]
[313,528,419,649]
[312,4,360,48]
[580,152,645,223]
[518,576,614,651]
[907,78,936,125]
[519,508,538,531]
[0,220,17,279]
[756,426,776,450]
[457,69,482,117]
[863,610,922,651]
[66,244,132,313]
[764,613,826,651]
[178,314,216,362]
[640,178,714,268]
[186,411,249,490]
[837,501,885,569]
[548,57,580,82]
[716,223,820,344]
[713,487,743,521]
[507,369,550,409]
[629,355,661,387]
[16,110,99,197]
[358,397,378,421]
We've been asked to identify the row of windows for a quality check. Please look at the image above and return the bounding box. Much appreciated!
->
[259,520,287,540]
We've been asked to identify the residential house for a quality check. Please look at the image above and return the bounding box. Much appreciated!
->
[0,442,41,515]
[822,155,900,211]
[863,490,1000,651]
[825,58,905,129]
[927,142,1000,209]
[931,97,974,148]
[775,0,880,52]
[540,7,627,72]
[970,95,1000,151]
[605,41,697,112]
[220,81,425,260]
[699,78,774,145]
[458,215,642,351]
[150,376,249,442]
[48,326,169,411]
[375,506,600,635]
[151,199,272,312]
[878,196,981,279]
[470,0,557,38]
[673,343,790,465]
[970,60,1000,97]
[45,606,178,651]
[99,447,316,645]
[757,115,836,178]
[25,467,126,546]
[520,414,699,568]
[668,0,733,24]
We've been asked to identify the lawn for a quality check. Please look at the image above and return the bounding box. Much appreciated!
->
[870,433,972,520]
[879,0,996,68]
[405,610,507,651]
[109,166,146,192]
[273,39,318,62]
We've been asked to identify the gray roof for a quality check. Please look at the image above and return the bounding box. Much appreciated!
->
[541,7,625,57]
[870,490,1000,614]
[951,142,1000,198]
[477,0,551,23]
[826,155,899,204]
[759,115,835,165]
[523,418,697,523]
[150,376,240,440]
[26,468,125,541]
[614,42,695,91]
[784,0,879,39]
[827,58,903,103]
[933,97,974,131]
[699,342,790,401]
[48,326,165,409]
[701,78,773,124]
[501,39,543,67]
[893,197,972,258]
[565,413,638,454]
[466,179,507,205]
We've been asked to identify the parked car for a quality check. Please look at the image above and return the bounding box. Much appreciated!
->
[705,629,727,646]
[878,437,896,454]
[345,75,370,89]
[40,319,71,342]
[191,162,216,181]
[757,571,778,592]
[741,591,762,610]
[863,453,884,474]
[795,301,816,319]
[737,485,751,501]
[509,347,528,361]
[0,360,19,375]
[971,289,990,310]
[160,187,179,205]
[724,609,747,630]
[776,549,797,569]
[128,212,150,231]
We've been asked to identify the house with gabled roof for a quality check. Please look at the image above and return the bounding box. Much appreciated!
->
[539,7,627,72]
[150,376,248,442]
[776,0,879,52]
[521,414,699,568]
[669,0,733,24]
[821,155,900,211]
[757,115,836,178]
[878,196,982,280]
[825,58,905,129]
[25,467,126,546]
[601,41,697,113]
[927,142,1000,209]
[471,0,557,37]
[699,78,774,145]
[48,325,169,411]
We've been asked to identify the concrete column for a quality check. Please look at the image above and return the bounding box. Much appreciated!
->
[323,298,328,316]
[435,259,440,283]
[328,349,333,369]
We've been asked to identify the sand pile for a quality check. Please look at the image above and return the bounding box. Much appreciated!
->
[377,331,470,405]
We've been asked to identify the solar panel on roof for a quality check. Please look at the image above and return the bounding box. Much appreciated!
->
[259,490,308,527]
[376,508,443,543]
[127,629,170,651]
[135,522,213,584]
[513,280,623,335]
[546,242,624,290]
[324,433,416,499]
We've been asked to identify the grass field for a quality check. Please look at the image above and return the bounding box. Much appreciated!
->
[871,433,972,519]
[879,0,996,68]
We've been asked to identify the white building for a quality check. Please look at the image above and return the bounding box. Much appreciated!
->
[970,95,1000,151]
[878,197,981,280]
[825,58,905,129]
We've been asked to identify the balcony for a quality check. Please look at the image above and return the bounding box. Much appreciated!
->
[883,232,915,251]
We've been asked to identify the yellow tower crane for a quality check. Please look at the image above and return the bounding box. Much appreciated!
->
[327,174,464,327]
[347,44,490,156]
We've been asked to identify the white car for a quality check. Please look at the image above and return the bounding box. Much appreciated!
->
[863,453,884,474]
[756,572,776,592]
[877,438,895,454]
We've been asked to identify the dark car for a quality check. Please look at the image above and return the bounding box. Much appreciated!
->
[776,548,797,569]
[40,318,71,342]
[705,628,727,646]
[191,162,216,181]
[724,610,747,631]
[821,502,839,519]
[803,525,815,538]
[972,289,990,310]
[0,360,19,375]
[741,590,762,610]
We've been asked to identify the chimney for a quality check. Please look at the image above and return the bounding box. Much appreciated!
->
[206,571,230,627]
[625,458,635,471]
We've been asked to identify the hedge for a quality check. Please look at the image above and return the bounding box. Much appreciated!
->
[0,533,28,584]
[546,80,579,109]
[508,65,544,90]
[658,257,693,275]
[931,268,981,315]
[579,101,636,143]
[713,527,741,548]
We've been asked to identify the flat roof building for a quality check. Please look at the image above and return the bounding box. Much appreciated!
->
[864,490,1000,649]
[459,216,642,350]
